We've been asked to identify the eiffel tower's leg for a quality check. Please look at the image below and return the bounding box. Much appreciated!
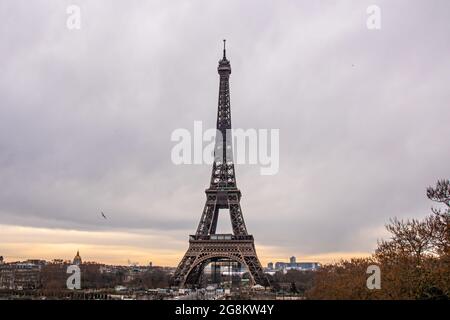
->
[185,259,209,286]
[229,203,248,235]
[209,207,219,235]
[195,202,216,236]
[174,253,208,288]
[244,255,270,287]
[172,249,196,287]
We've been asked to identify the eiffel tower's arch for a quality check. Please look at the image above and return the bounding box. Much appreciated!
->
[182,253,247,287]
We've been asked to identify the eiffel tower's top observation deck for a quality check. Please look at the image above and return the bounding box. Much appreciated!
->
[218,39,231,74]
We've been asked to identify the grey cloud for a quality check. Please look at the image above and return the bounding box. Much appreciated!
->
[1,0,450,256]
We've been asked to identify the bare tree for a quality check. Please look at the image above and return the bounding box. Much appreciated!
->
[307,179,450,300]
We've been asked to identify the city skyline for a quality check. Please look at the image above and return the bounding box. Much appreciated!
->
[1,1,450,269]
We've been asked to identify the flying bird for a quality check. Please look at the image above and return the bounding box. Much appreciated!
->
[101,212,107,219]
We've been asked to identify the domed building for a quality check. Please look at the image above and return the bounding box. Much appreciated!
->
[73,250,82,265]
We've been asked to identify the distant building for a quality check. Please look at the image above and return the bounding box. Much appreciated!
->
[25,259,46,266]
[0,261,42,290]
[73,250,82,265]
[0,256,3,265]
[267,256,320,272]
[51,259,65,265]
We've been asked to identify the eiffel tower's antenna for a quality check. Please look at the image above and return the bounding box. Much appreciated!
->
[223,39,226,59]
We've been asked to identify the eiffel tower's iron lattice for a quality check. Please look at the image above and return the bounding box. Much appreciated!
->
[173,41,269,288]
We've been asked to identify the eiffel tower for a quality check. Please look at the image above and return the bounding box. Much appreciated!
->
[173,41,269,288]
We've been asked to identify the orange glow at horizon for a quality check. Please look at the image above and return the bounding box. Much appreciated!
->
[0,224,371,266]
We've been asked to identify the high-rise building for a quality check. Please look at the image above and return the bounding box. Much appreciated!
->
[273,257,320,271]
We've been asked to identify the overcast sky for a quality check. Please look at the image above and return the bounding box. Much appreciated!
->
[1,0,449,265]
